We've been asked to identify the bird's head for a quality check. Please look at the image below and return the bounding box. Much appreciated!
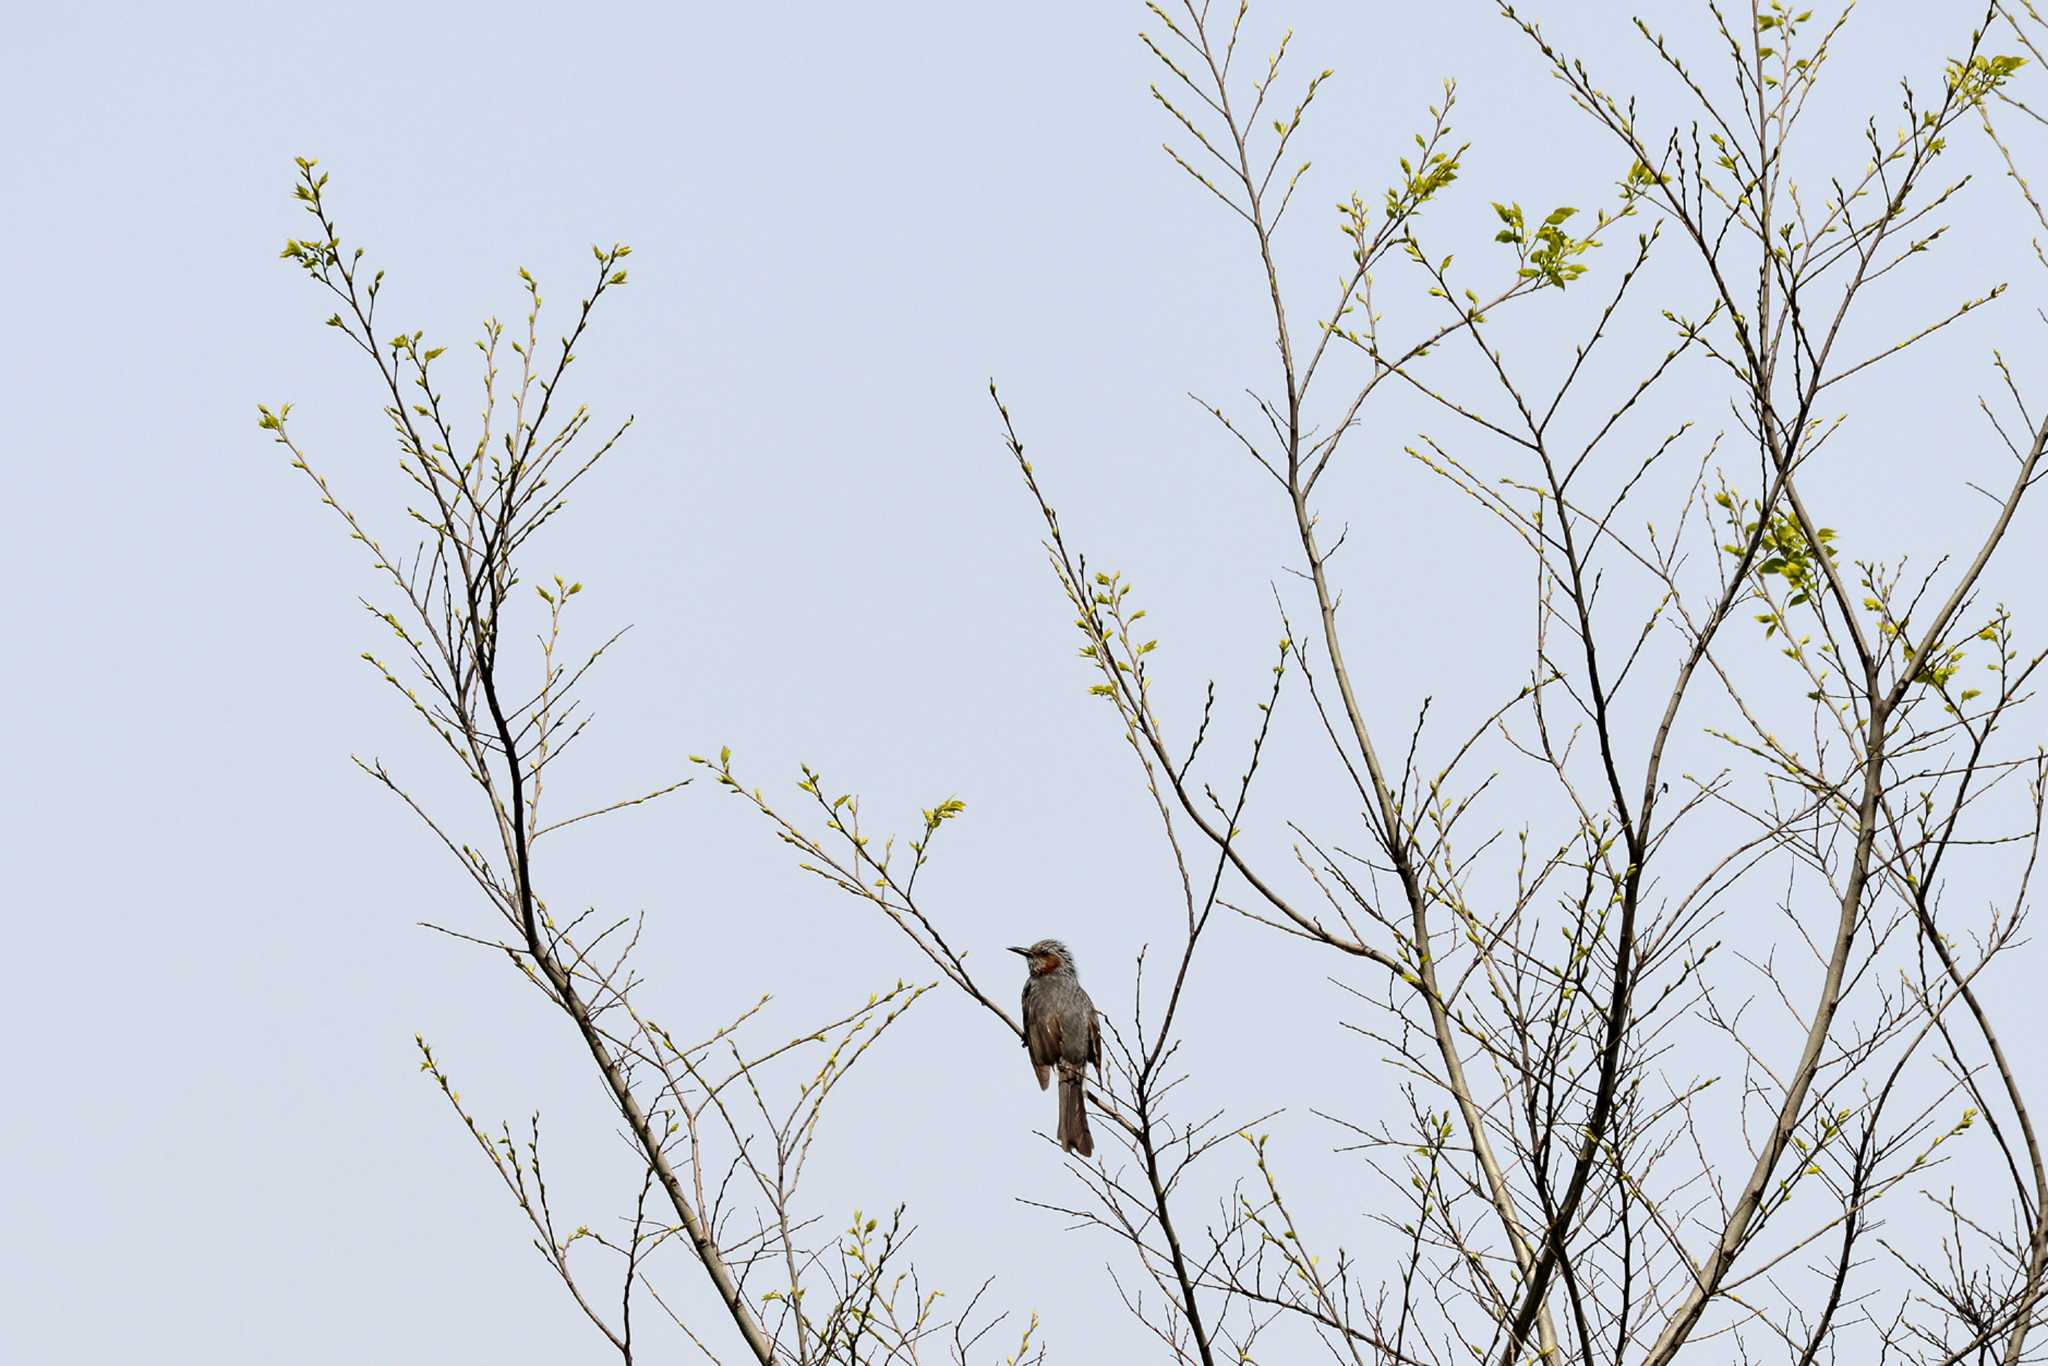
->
[1008,938,1077,978]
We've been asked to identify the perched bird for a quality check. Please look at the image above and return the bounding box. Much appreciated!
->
[1010,939,1101,1157]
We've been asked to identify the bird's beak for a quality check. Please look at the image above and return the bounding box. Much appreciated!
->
[1006,945,1031,956]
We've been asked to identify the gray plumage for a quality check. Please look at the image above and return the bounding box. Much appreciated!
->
[1009,938,1101,1157]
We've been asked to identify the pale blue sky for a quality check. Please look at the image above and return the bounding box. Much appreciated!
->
[7,2,2045,1361]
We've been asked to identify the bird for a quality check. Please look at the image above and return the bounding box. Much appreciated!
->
[1009,938,1101,1157]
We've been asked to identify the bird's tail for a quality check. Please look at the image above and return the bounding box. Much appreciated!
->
[1057,1069,1094,1158]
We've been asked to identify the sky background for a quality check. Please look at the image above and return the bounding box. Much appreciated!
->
[7,1,2047,1361]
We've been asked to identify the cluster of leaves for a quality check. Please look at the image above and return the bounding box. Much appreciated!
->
[1079,569,1156,701]
[1490,201,1601,288]
[1754,3,1814,40]
[1335,132,1466,267]
[1753,3,1821,87]
[1717,491,1838,630]
[1894,615,2002,697]
[1904,636,1969,690]
[1623,159,1668,193]
[1491,183,1648,290]
[1752,512,1838,610]
[1385,139,1464,224]
[1948,51,2028,105]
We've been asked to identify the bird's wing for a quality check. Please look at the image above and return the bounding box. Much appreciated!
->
[1026,1006,1062,1092]
[1088,1007,1103,1081]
